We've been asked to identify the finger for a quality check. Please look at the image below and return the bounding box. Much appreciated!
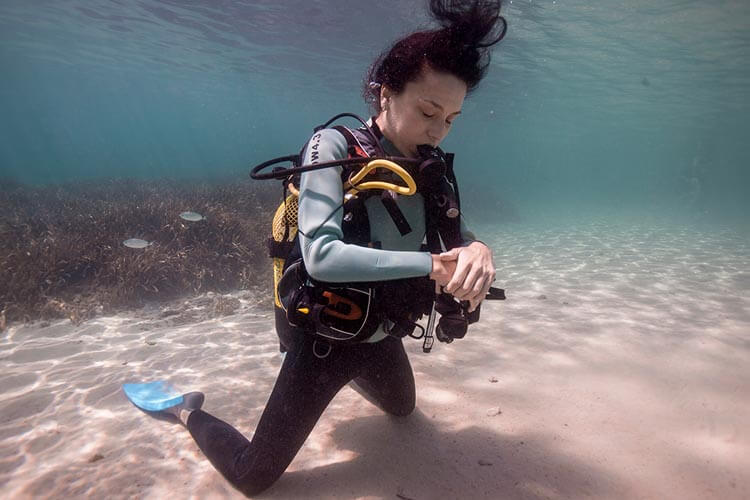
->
[469,277,491,312]
[481,274,493,299]
[444,261,469,294]
[472,270,489,297]
[466,263,494,308]
[485,267,497,297]
[469,273,488,302]
[462,273,487,303]
[453,261,484,300]
[439,248,461,260]
[467,297,480,313]
[478,271,495,303]
[454,265,482,300]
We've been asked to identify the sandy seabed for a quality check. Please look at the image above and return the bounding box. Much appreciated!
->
[1,217,748,500]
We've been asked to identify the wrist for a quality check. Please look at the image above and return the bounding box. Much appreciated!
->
[429,254,446,279]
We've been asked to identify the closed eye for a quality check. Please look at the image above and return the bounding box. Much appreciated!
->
[423,110,454,125]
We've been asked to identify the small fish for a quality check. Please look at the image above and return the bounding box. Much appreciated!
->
[123,238,152,249]
[179,211,205,222]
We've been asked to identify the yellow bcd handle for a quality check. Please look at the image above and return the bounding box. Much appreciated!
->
[344,159,416,196]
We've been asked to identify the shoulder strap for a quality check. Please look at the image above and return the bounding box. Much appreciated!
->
[331,124,411,238]
[444,152,461,211]
[424,151,464,252]
[439,152,463,250]
[331,125,373,159]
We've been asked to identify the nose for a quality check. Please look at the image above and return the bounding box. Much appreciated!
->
[427,129,443,146]
[427,122,450,145]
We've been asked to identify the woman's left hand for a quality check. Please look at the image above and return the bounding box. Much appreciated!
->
[440,242,496,313]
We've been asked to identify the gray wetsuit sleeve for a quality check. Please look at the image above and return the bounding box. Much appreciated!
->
[298,128,432,283]
[459,218,477,245]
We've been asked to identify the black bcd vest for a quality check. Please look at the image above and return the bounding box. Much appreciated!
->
[274,123,470,347]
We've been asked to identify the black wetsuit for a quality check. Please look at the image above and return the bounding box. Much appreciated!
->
[183,126,476,495]
[185,313,415,495]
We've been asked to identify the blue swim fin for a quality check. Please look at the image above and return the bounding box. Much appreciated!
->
[123,380,184,412]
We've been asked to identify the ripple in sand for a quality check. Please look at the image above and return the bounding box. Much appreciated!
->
[82,383,125,408]
[0,454,25,475]
[2,392,55,423]
[0,423,32,441]
[6,342,85,363]
[0,373,38,393]
[26,431,64,454]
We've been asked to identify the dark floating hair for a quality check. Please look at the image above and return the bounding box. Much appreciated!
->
[431,0,507,48]
[364,0,507,112]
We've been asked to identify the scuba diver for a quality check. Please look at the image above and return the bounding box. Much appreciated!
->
[125,0,507,496]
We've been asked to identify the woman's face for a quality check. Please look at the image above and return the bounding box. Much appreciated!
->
[376,66,467,158]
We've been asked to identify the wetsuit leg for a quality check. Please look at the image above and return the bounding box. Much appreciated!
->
[185,338,355,496]
[351,337,416,417]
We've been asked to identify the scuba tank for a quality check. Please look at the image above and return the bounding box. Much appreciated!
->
[270,194,298,308]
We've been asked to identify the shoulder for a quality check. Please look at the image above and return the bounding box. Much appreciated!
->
[305,127,349,153]
[301,127,349,164]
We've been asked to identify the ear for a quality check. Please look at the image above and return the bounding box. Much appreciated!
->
[380,85,392,109]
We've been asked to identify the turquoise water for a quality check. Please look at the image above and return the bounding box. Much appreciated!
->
[1,0,748,227]
[2,4,750,496]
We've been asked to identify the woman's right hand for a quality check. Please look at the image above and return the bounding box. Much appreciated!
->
[429,253,457,287]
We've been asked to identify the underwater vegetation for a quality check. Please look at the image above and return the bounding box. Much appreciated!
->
[0,178,275,329]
